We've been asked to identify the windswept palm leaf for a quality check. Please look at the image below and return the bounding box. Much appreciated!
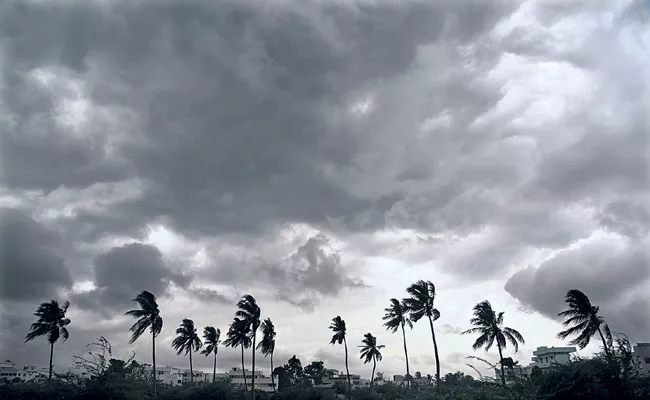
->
[25,300,71,380]
[329,316,351,400]
[359,333,384,387]
[172,319,202,383]
[201,326,221,382]
[382,298,412,386]
[257,318,277,392]
[557,289,612,356]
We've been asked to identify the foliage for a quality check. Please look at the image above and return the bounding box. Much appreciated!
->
[304,361,326,385]
[557,289,612,355]
[125,291,162,344]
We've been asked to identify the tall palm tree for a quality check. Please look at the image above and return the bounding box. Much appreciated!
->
[25,300,71,380]
[329,316,351,400]
[461,301,525,386]
[236,295,261,400]
[404,280,441,390]
[257,318,277,393]
[383,298,413,386]
[224,317,252,391]
[359,333,384,387]
[558,289,612,357]
[171,319,202,383]
[125,291,163,396]
[201,326,221,382]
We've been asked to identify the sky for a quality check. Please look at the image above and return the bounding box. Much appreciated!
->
[0,0,648,381]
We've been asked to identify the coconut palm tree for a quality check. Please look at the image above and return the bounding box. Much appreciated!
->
[171,319,202,383]
[224,317,252,391]
[558,289,612,357]
[25,300,71,380]
[383,298,413,386]
[125,291,162,395]
[329,316,351,400]
[201,326,221,382]
[359,333,384,387]
[404,280,441,390]
[461,300,525,386]
[236,295,261,400]
[257,318,277,393]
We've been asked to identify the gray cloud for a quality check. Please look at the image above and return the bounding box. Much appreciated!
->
[71,243,191,315]
[505,236,650,340]
[0,208,73,301]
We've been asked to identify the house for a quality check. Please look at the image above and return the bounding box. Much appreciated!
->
[633,343,650,375]
[0,361,48,384]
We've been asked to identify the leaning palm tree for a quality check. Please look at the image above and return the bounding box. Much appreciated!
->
[404,280,441,390]
[236,295,261,400]
[171,319,202,383]
[125,291,162,396]
[25,300,71,380]
[359,333,384,387]
[257,318,277,393]
[383,298,413,386]
[201,326,221,382]
[461,300,525,386]
[558,289,612,357]
[224,317,252,391]
[329,316,351,400]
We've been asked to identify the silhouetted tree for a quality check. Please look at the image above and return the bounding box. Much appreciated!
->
[257,318,276,392]
[462,300,525,385]
[125,291,163,396]
[171,319,202,383]
[383,298,413,387]
[285,355,305,387]
[201,326,221,382]
[558,289,612,357]
[304,361,326,385]
[329,316,351,400]
[236,294,261,400]
[224,317,252,391]
[25,300,71,380]
[404,280,441,390]
[359,333,384,387]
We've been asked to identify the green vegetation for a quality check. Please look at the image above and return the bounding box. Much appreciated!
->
[9,286,650,400]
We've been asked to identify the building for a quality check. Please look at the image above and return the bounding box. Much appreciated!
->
[0,361,48,384]
[314,369,364,388]
[494,346,577,382]
[633,343,650,374]
[227,367,276,392]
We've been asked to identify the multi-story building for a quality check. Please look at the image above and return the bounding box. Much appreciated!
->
[494,346,577,382]
[143,365,222,386]
[314,369,364,388]
[633,343,650,374]
[227,367,276,392]
[0,361,48,384]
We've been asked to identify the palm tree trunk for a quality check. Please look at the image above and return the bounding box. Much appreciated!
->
[189,349,194,383]
[371,358,376,388]
[427,316,441,392]
[152,331,157,397]
[271,351,276,393]
[251,331,256,400]
[597,326,611,357]
[48,342,54,380]
[213,351,217,383]
[241,344,248,392]
[497,343,506,386]
[344,337,351,400]
[401,323,411,388]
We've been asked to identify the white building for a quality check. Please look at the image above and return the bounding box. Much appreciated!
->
[227,367,276,392]
[494,346,577,382]
[143,365,217,386]
[0,361,48,384]
[633,343,650,374]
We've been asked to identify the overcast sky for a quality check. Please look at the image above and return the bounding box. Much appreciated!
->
[0,0,648,381]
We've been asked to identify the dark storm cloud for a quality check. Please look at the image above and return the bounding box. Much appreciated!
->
[71,243,191,315]
[505,236,650,340]
[0,0,514,242]
[0,208,73,301]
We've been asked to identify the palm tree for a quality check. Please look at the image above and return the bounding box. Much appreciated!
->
[404,280,441,390]
[558,289,612,357]
[125,291,163,395]
[25,300,71,380]
[329,316,351,400]
[171,319,202,383]
[359,333,384,387]
[461,300,525,385]
[383,298,413,386]
[224,317,252,391]
[257,318,277,393]
[236,295,261,400]
[201,326,221,382]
